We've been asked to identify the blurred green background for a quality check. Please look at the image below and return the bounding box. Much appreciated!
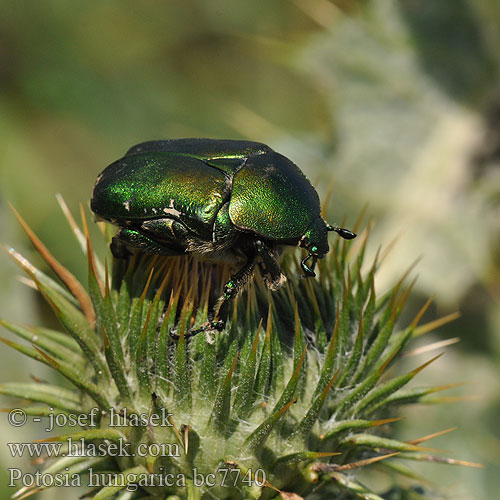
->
[1,1,499,499]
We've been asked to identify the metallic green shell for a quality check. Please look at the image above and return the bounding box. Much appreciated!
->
[126,138,269,163]
[228,151,320,240]
[92,139,323,244]
[91,152,226,238]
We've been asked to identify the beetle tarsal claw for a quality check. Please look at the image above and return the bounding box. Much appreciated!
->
[169,319,225,340]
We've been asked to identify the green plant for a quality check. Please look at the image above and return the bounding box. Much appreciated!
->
[0,200,478,500]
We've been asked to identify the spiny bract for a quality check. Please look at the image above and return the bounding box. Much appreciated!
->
[0,200,474,500]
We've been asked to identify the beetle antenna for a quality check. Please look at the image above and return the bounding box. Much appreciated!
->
[327,224,357,240]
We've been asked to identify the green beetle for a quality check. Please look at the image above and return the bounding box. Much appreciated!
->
[91,138,356,336]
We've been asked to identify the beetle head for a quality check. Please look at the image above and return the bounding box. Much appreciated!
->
[299,217,329,278]
[300,217,357,278]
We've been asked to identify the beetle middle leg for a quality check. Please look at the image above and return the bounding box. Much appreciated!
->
[171,247,259,339]
[215,248,258,323]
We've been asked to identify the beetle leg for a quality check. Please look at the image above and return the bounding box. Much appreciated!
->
[113,227,185,257]
[110,235,133,259]
[170,319,224,341]
[255,240,286,290]
[213,250,258,325]
[140,218,193,248]
[301,254,318,277]
[171,249,258,339]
